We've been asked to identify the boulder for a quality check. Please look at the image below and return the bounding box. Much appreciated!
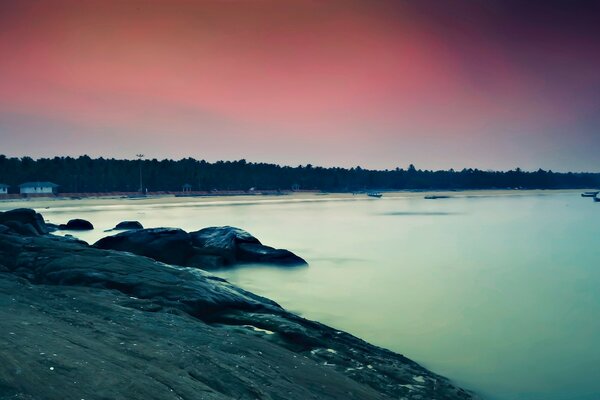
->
[190,226,306,266]
[2,220,40,236]
[94,225,307,270]
[114,220,144,230]
[93,228,193,266]
[59,218,94,230]
[0,208,48,235]
[190,226,261,251]
[237,242,307,266]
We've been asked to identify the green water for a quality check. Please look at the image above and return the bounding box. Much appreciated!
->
[8,192,600,399]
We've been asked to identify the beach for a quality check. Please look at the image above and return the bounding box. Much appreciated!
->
[0,189,586,211]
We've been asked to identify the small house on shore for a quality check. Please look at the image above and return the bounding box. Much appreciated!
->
[182,183,192,193]
[0,184,8,195]
[19,182,59,195]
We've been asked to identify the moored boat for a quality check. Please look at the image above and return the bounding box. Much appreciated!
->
[367,192,382,198]
[581,191,599,197]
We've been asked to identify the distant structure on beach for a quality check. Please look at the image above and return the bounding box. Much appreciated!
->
[0,184,8,195]
[182,183,192,193]
[19,182,59,195]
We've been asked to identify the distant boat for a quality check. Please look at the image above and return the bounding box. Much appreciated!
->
[581,191,599,197]
[424,195,450,200]
[367,192,382,198]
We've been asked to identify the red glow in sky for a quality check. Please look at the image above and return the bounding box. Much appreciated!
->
[1,0,599,170]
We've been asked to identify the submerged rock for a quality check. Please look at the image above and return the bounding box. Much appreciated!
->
[0,210,478,400]
[59,218,94,230]
[114,220,144,230]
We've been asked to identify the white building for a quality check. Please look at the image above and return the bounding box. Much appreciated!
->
[19,182,58,195]
[0,184,8,194]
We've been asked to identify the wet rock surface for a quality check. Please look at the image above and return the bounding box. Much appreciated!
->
[59,218,94,231]
[94,225,307,270]
[114,220,144,230]
[0,208,49,236]
[0,209,478,400]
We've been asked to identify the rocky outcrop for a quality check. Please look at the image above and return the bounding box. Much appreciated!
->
[190,226,261,250]
[93,228,194,266]
[0,208,49,236]
[191,226,306,266]
[59,218,94,230]
[94,226,307,270]
[0,209,478,400]
[114,220,144,230]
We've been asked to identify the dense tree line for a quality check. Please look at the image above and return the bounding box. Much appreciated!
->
[0,155,598,193]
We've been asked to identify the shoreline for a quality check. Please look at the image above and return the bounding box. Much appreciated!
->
[0,188,588,211]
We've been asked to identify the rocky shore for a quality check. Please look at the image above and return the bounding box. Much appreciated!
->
[93,225,307,270]
[0,208,478,400]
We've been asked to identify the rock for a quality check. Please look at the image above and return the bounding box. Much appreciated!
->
[1,220,40,236]
[114,220,144,230]
[94,225,306,270]
[45,222,60,232]
[0,208,48,235]
[59,218,94,230]
[0,216,478,400]
[93,228,194,266]
[190,226,261,251]
[186,252,226,270]
[237,242,307,265]
[190,226,307,267]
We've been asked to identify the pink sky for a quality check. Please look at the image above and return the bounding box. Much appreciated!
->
[1,0,599,171]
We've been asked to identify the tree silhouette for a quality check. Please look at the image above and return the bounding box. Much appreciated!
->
[0,155,598,194]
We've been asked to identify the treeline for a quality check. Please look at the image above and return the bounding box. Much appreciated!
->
[0,155,598,193]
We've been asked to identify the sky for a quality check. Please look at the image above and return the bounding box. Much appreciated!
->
[0,0,599,171]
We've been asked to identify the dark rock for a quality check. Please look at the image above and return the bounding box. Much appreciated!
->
[2,221,40,236]
[94,225,307,270]
[93,228,193,266]
[190,226,261,251]
[237,242,307,265]
[114,220,144,230]
[62,234,89,245]
[59,218,94,230]
[190,226,307,267]
[0,208,48,235]
[0,221,478,400]
[186,252,226,270]
[45,222,60,232]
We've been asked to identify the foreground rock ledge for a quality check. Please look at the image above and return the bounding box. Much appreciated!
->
[0,210,478,400]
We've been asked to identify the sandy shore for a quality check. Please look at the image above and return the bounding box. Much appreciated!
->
[0,188,587,212]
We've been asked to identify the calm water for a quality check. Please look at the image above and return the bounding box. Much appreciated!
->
[5,192,600,400]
